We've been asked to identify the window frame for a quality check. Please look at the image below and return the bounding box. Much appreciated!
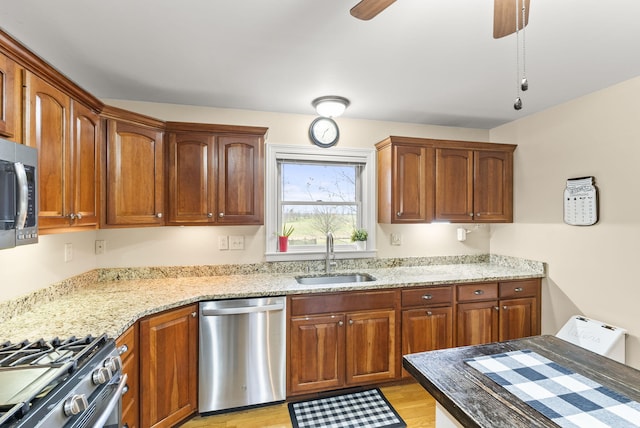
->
[265,143,376,261]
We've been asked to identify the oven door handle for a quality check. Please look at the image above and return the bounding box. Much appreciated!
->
[92,373,128,428]
[13,162,28,229]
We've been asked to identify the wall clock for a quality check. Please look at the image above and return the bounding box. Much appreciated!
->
[309,117,339,148]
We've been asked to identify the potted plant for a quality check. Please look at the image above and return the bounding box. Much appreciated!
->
[351,228,368,251]
[278,224,294,252]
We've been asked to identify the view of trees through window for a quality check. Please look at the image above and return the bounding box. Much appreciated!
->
[279,161,362,249]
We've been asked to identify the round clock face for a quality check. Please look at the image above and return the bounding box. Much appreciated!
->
[309,117,339,148]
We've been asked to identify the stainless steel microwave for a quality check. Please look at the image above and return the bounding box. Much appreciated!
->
[0,138,38,250]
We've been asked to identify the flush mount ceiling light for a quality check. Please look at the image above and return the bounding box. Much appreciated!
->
[311,96,350,118]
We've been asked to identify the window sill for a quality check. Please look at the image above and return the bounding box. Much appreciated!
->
[265,249,377,262]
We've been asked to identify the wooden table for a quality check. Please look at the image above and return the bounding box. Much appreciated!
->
[403,335,640,427]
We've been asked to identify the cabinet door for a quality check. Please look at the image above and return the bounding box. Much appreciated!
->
[474,150,513,222]
[0,53,20,141]
[216,135,263,224]
[402,307,453,377]
[140,305,197,428]
[392,145,434,222]
[499,297,537,341]
[70,101,99,228]
[435,148,474,221]
[24,72,72,228]
[167,132,215,224]
[106,120,164,226]
[456,301,499,346]
[345,309,397,385]
[289,314,345,395]
[402,307,453,355]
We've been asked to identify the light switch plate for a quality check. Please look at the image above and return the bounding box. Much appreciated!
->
[218,236,229,250]
[390,233,402,246]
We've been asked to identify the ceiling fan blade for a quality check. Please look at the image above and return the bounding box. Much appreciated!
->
[494,0,530,39]
[350,0,397,20]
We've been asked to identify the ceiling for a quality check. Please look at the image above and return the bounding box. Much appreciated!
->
[2,0,640,129]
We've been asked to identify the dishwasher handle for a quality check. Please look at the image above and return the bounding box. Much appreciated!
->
[201,302,284,316]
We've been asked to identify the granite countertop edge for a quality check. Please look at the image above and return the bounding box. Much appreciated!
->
[1,260,545,343]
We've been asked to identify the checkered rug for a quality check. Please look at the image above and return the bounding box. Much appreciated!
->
[466,349,640,428]
[288,388,406,428]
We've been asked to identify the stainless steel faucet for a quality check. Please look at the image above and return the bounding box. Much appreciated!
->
[325,232,337,273]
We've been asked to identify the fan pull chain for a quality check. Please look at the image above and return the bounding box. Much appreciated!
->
[521,0,528,91]
[514,0,522,110]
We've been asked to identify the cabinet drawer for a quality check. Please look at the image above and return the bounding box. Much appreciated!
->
[499,279,539,299]
[116,324,136,357]
[402,286,452,307]
[457,283,498,302]
[289,290,398,316]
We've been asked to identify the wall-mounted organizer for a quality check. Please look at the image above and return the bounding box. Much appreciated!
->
[563,176,598,226]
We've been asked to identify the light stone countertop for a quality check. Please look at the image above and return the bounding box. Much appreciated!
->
[1,261,545,343]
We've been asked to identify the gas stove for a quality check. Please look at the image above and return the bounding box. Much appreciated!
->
[0,335,126,428]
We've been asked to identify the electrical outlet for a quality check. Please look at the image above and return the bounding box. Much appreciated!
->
[229,235,244,250]
[95,240,106,254]
[64,243,73,262]
[390,233,402,246]
[218,236,229,250]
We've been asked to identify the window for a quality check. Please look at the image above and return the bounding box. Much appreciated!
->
[265,144,376,260]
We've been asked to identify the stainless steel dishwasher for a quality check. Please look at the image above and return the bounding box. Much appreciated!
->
[198,296,286,413]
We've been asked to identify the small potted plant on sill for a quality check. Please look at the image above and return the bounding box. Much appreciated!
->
[278,224,294,252]
[351,228,368,251]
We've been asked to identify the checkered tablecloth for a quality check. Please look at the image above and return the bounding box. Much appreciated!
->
[465,349,640,428]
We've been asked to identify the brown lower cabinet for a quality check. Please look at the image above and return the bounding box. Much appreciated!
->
[116,324,139,428]
[117,279,540,426]
[288,290,400,396]
[139,304,198,428]
[456,279,541,346]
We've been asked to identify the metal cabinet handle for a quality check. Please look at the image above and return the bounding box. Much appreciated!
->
[349,319,354,325]
[469,213,474,217]
[219,212,225,218]
[474,290,484,295]
[207,213,213,218]
[476,213,480,217]
[338,321,344,326]
[76,213,82,220]
[503,305,508,310]
[396,212,402,217]
[514,287,524,292]
[426,311,432,316]
[494,306,500,311]
[69,213,76,220]
[122,384,129,395]
[118,345,128,355]
[191,312,197,318]
[422,294,433,300]
[156,212,163,218]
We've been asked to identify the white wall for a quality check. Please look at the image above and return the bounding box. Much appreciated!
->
[490,76,640,368]
[0,101,490,301]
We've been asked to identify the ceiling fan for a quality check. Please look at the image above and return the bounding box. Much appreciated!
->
[350,0,530,39]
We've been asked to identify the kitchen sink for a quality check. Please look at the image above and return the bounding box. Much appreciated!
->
[294,273,376,285]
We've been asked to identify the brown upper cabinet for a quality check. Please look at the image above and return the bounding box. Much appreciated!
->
[24,72,100,232]
[166,123,267,226]
[435,146,514,222]
[376,137,515,223]
[102,106,165,227]
[377,141,435,223]
[0,51,21,142]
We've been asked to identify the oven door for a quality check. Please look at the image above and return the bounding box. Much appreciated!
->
[78,373,127,428]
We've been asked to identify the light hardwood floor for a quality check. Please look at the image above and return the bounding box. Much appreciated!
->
[181,381,435,428]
